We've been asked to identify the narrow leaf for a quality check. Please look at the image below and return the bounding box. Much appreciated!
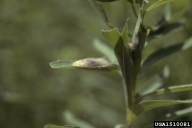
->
[142,43,182,69]
[146,83,192,96]
[168,8,185,24]
[132,25,147,75]
[121,19,129,44]
[138,25,147,52]
[182,36,192,50]
[88,0,108,21]
[137,74,165,96]
[152,16,167,30]
[147,23,184,40]
[130,0,148,74]
[147,4,185,41]
[142,36,192,70]
[166,106,192,119]
[49,58,119,71]
[102,28,121,47]
[92,38,116,62]
[114,124,126,128]
[129,99,192,121]
[144,106,192,128]
[63,111,95,128]
[114,37,134,109]
[44,124,80,128]
[132,12,142,46]
[146,0,175,12]
[88,0,114,28]
[136,66,169,97]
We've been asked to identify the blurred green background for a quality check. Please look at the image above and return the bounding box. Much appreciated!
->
[0,0,192,128]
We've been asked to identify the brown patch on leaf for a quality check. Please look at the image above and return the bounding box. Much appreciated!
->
[72,58,109,67]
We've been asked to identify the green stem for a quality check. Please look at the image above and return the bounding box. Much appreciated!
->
[131,2,138,19]
[132,0,146,47]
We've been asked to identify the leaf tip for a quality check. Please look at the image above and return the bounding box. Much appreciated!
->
[49,60,61,68]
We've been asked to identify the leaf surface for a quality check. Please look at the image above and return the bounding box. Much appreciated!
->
[63,111,95,128]
[129,99,192,121]
[49,58,119,71]
[166,106,192,119]
[111,20,135,109]
[121,19,129,44]
[88,0,113,28]
[143,106,192,128]
[92,38,116,62]
[146,0,175,12]
[142,36,192,70]
[147,83,192,96]
[102,28,121,47]
[114,37,134,109]
[44,124,80,128]
[136,66,169,95]
[147,23,184,40]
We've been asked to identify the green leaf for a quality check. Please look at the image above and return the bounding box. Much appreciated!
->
[102,28,121,47]
[132,12,142,46]
[166,106,192,119]
[44,124,80,128]
[147,23,184,40]
[138,25,147,52]
[63,111,95,128]
[114,37,134,109]
[92,38,116,62]
[167,8,185,24]
[136,74,165,100]
[142,36,192,70]
[114,124,126,128]
[146,0,175,12]
[136,66,169,96]
[88,0,107,21]
[102,19,129,47]
[146,83,192,96]
[132,25,147,75]
[131,4,147,74]
[88,0,114,28]
[49,58,119,71]
[143,106,192,128]
[129,99,192,122]
[147,4,185,41]
[182,36,192,50]
[103,20,133,110]
[121,19,129,44]
[142,43,182,69]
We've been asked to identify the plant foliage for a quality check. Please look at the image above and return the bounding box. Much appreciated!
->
[49,0,192,128]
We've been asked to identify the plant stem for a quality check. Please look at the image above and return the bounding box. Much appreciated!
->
[120,72,129,111]
[132,0,146,47]
[131,2,138,19]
